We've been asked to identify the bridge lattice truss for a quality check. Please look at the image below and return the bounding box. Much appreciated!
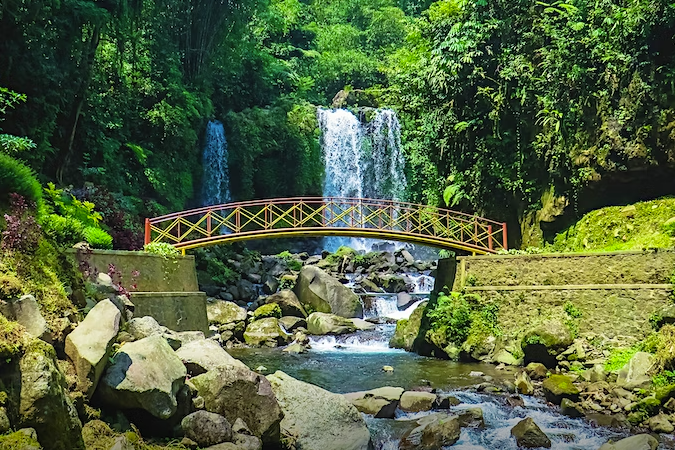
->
[144,197,507,254]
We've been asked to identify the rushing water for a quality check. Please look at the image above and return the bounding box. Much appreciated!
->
[230,281,643,449]
[202,120,231,206]
[318,108,407,252]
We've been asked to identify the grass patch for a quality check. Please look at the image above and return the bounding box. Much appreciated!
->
[605,346,641,372]
[553,197,675,252]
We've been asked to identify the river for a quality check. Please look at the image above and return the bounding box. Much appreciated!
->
[229,274,638,450]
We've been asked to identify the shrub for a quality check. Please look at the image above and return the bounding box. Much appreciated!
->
[83,227,113,249]
[1,193,41,254]
[426,292,473,345]
[41,214,85,247]
[144,242,179,257]
[0,153,42,208]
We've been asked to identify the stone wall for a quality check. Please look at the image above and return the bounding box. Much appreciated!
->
[443,249,675,348]
[72,249,199,292]
[70,249,207,332]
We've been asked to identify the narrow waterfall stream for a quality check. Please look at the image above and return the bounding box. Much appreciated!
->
[202,120,231,206]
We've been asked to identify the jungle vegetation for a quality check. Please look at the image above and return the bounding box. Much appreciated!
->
[1,0,674,248]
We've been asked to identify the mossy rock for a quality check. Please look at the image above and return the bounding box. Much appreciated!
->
[0,428,42,450]
[389,302,426,351]
[0,315,27,359]
[542,374,580,405]
[627,397,661,425]
[253,303,282,320]
[655,384,675,404]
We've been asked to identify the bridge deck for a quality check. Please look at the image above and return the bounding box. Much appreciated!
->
[145,197,507,254]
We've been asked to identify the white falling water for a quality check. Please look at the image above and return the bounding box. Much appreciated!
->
[318,108,407,252]
[202,120,231,206]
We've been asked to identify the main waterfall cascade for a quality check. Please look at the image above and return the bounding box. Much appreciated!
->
[201,120,231,207]
[318,108,408,252]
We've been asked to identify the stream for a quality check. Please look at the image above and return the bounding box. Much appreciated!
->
[229,273,644,449]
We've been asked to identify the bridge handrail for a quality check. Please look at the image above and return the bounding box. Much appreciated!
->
[145,196,507,254]
[148,196,504,227]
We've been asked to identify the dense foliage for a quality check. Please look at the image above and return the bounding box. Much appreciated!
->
[2,0,675,248]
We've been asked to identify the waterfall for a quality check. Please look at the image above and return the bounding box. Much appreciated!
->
[318,108,407,252]
[202,120,231,206]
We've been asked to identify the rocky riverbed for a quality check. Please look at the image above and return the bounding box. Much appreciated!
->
[2,246,675,449]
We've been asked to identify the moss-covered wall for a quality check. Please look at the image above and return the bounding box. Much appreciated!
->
[435,250,675,349]
[454,250,675,289]
[71,250,199,292]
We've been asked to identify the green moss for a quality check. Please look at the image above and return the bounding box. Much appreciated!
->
[253,303,282,320]
[0,429,41,450]
[0,315,27,359]
[0,272,22,300]
[605,346,640,372]
[552,197,675,252]
[628,396,661,424]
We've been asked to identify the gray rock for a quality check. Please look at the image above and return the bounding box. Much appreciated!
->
[598,434,658,450]
[648,413,674,433]
[191,365,282,446]
[237,279,256,301]
[265,290,307,317]
[0,294,50,341]
[267,371,371,450]
[560,398,584,418]
[207,300,247,325]
[510,417,551,448]
[525,362,548,380]
[350,318,376,331]
[65,299,120,397]
[343,387,404,418]
[126,316,163,340]
[307,312,356,335]
[515,371,534,395]
[294,266,363,318]
[617,352,654,389]
[175,339,247,375]
[204,433,262,450]
[243,318,291,347]
[181,411,233,447]
[399,391,436,412]
[17,341,84,450]
[282,342,307,354]
[278,316,306,332]
[542,374,580,405]
[400,412,461,450]
[458,407,485,428]
[522,318,573,368]
[397,292,415,310]
[99,335,187,419]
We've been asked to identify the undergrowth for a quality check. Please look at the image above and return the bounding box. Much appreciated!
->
[553,197,675,252]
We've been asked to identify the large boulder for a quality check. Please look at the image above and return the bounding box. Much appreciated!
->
[207,300,247,325]
[522,318,573,368]
[98,335,187,419]
[598,434,658,450]
[243,318,291,347]
[191,365,283,446]
[542,374,580,405]
[294,266,362,318]
[267,371,371,450]
[175,339,247,375]
[389,302,426,351]
[17,340,84,450]
[400,413,461,450]
[399,391,437,412]
[307,312,356,335]
[126,316,164,340]
[616,352,654,390]
[279,316,306,332]
[65,299,120,397]
[265,290,307,318]
[0,294,49,341]
[343,387,404,418]
[181,411,233,447]
[510,418,551,448]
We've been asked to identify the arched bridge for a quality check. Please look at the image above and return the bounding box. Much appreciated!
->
[144,197,508,254]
